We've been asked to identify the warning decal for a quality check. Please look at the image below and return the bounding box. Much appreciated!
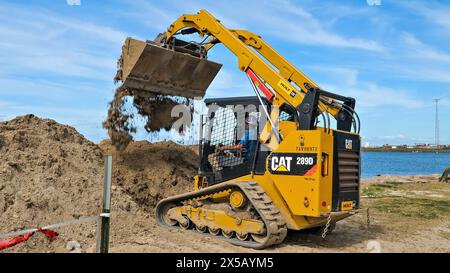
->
[277,80,297,98]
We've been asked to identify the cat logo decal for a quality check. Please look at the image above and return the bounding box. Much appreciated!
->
[270,156,292,172]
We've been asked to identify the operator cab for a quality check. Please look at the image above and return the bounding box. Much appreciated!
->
[199,96,271,185]
[198,96,304,186]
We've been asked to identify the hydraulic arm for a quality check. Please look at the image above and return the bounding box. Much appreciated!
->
[163,10,345,118]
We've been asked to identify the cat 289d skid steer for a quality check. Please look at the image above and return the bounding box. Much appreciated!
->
[115,10,362,249]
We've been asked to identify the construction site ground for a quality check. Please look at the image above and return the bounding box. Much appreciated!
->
[1,115,449,253]
[112,176,450,253]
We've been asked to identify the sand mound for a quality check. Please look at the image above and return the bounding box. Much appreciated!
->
[99,140,198,212]
[0,114,105,252]
[0,115,198,252]
[0,114,104,221]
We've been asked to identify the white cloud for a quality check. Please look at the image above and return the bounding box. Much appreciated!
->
[206,69,249,98]
[306,66,359,86]
[226,0,385,52]
[339,32,450,85]
[330,81,424,109]
[118,0,180,31]
[403,1,450,33]
[308,66,424,110]
[0,4,126,81]
[128,0,384,52]
[261,1,384,52]
[385,33,450,83]
[393,65,450,84]
[401,33,450,64]
[311,66,424,109]
[0,3,124,141]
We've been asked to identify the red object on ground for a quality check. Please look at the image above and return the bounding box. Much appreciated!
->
[246,68,275,101]
[0,228,59,251]
[0,231,35,251]
[38,228,59,241]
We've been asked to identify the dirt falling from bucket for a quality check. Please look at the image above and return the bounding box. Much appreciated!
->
[103,87,193,151]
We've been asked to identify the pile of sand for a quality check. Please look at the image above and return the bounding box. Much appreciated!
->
[99,140,197,212]
[0,114,106,252]
[0,115,197,252]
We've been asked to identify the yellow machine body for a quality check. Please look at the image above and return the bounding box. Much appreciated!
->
[228,128,358,231]
[116,9,363,248]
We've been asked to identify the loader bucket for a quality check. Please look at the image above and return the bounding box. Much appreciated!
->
[116,37,222,98]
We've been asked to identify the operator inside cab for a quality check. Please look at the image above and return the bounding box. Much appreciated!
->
[208,113,258,171]
[232,114,258,160]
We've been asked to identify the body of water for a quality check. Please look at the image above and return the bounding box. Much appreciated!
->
[361,152,450,178]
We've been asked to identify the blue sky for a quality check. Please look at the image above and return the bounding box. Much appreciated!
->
[0,0,449,146]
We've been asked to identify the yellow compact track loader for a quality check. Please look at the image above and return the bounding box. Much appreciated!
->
[116,10,362,249]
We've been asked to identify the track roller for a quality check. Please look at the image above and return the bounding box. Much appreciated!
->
[208,227,221,236]
[179,216,192,230]
[222,230,235,239]
[155,181,288,249]
[196,225,207,233]
[236,233,249,241]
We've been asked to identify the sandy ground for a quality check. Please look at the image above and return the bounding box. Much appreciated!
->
[1,115,449,253]
[110,175,450,253]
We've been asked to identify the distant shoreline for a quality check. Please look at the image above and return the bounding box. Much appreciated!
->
[362,147,450,153]
[360,174,441,184]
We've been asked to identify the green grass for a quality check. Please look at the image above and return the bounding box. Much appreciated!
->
[372,197,450,220]
[362,182,400,197]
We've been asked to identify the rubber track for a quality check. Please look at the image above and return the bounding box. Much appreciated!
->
[155,181,287,249]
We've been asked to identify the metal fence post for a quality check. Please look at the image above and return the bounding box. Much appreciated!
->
[99,155,112,253]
